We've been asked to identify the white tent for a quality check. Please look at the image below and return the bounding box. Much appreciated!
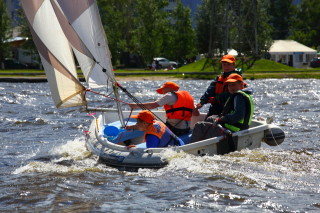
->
[227,49,238,56]
[268,40,317,68]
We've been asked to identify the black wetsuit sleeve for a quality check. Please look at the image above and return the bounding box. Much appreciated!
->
[200,80,217,105]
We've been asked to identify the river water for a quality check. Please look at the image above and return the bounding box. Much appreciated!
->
[1,78,319,212]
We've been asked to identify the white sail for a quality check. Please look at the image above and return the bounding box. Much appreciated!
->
[51,0,123,124]
[21,0,86,108]
[53,0,114,88]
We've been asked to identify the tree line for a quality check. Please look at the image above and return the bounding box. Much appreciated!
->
[0,1,12,67]
[1,0,319,69]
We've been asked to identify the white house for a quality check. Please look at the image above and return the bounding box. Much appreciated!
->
[268,40,317,68]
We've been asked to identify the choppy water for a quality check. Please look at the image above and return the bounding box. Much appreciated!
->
[1,79,319,212]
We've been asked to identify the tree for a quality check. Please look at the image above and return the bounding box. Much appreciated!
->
[133,0,170,64]
[98,0,170,66]
[195,0,273,60]
[169,1,197,63]
[235,0,273,57]
[290,0,320,50]
[0,1,12,68]
[268,0,294,40]
[98,0,137,66]
[196,0,224,57]
[17,8,41,68]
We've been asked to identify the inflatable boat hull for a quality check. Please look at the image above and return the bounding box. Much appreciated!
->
[85,111,285,169]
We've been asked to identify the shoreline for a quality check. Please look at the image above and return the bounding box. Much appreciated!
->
[116,76,183,81]
[1,70,320,83]
[0,75,184,83]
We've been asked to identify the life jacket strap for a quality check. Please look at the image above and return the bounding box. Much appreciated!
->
[166,107,193,114]
[166,121,190,136]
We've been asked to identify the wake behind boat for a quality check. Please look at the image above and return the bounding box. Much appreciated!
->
[85,110,285,169]
[22,0,285,170]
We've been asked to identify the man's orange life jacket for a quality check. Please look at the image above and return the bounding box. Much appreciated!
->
[164,91,194,121]
[215,75,229,94]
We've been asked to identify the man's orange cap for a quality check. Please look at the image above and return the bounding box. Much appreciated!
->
[225,73,243,83]
[156,81,180,94]
[131,110,155,123]
[220,54,236,64]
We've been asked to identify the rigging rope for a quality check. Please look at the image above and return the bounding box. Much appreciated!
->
[85,88,130,105]
[115,108,134,144]
[115,82,167,124]
[85,82,192,129]
[115,82,198,129]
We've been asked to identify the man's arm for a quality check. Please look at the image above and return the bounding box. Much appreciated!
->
[198,80,217,107]
[128,102,160,110]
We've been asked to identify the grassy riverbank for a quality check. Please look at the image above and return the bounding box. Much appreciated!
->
[115,58,320,79]
[1,59,320,81]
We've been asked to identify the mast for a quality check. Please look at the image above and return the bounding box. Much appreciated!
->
[113,83,125,127]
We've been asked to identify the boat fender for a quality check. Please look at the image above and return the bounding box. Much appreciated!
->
[145,149,153,156]
[263,125,285,146]
[128,146,144,158]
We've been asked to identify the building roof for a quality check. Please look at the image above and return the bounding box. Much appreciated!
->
[269,40,316,54]
[4,37,29,47]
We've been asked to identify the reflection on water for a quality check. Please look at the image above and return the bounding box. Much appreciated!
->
[1,79,320,212]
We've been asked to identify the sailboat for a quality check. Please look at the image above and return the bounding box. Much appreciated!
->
[22,0,285,169]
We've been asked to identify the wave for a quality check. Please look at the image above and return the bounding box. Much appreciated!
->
[12,137,116,175]
[2,117,49,126]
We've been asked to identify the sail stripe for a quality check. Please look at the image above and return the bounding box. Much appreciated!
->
[50,0,94,60]
[56,0,95,24]
[22,0,82,86]
[22,0,76,72]
[29,26,83,85]
[50,0,97,83]
[29,23,86,107]
[39,52,86,108]
[20,0,44,25]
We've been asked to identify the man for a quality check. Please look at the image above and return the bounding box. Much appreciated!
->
[207,73,254,132]
[128,81,195,135]
[196,54,242,117]
[190,74,254,146]
[126,110,184,148]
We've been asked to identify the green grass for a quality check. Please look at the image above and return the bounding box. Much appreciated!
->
[242,59,300,72]
[1,58,320,79]
[0,69,45,73]
[177,58,320,72]
[177,58,217,72]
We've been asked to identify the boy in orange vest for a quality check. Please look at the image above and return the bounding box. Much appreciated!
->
[196,54,242,118]
[126,110,184,148]
[128,82,195,135]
